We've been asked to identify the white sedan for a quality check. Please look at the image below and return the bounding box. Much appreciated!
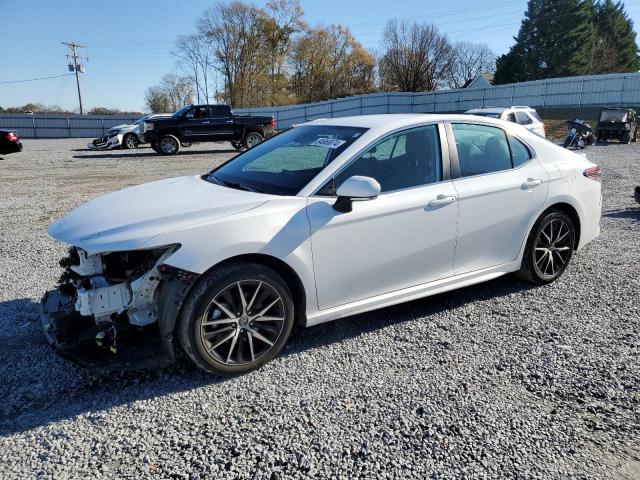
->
[41,114,602,374]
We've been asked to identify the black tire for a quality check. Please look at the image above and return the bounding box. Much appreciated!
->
[243,132,263,150]
[516,210,575,284]
[178,262,295,375]
[150,141,161,154]
[622,132,631,144]
[158,134,181,155]
[231,141,243,151]
[563,136,572,149]
[122,133,139,150]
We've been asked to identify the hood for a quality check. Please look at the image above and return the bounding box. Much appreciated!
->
[109,123,132,130]
[48,175,269,253]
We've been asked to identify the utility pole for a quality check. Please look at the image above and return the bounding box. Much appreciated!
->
[62,41,88,114]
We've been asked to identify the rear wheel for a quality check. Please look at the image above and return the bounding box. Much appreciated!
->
[122,133,139,149]
[517,210,575,284]
[178,262,295,375]
[243,132,263,150]
[159,134,181,155]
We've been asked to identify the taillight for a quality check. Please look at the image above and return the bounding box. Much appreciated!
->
[583,165,601,182]
[270,117,276,129]
[6,132,18,142]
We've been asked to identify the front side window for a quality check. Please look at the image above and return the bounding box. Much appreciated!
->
[452,123,512,177]
[186,106,210,119]
[205,125,367,196]
[319,125,441,195]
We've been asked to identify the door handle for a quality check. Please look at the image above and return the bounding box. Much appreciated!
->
[521,178,542,188]
[427,195,457,207]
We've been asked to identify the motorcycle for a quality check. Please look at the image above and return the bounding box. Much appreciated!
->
[563,119,594,149]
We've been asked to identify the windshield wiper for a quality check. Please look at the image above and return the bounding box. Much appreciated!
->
[209,174,263,193]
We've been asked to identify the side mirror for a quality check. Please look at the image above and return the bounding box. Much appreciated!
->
[333,176,381,213]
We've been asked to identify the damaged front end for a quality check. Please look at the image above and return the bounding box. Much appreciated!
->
[41,244,197,370]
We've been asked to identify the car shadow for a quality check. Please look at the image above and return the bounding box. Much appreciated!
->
[602,207,640,221]
[73,148,238,160]
[0,275,537,436]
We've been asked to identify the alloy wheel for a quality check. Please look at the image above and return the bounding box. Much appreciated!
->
[534,218,572,279]
[125,135,137,149]
[160,136,178,154]
[199,280,285,366]
[246,133,262,149]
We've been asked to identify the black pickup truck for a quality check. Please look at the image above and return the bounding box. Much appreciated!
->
[143,104,276,155]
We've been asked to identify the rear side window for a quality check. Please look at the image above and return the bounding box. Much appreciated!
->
[508,136,532,167]
[515,111,533,125]
[505,113,516,123]
[452,124,512,177]
[211,105,231,117]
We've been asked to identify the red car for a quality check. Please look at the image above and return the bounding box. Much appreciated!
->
[0,129,23,155]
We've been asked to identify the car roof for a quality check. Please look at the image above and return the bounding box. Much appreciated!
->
[303,113,510,130]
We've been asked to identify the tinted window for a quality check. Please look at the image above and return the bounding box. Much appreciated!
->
[320,125,441,195]
[505,113,516,123]
[515,111,532,125]
[207,125,366,196]
[186,106,210,119]
[452,123,512,177]
[508,135,532,167]
[211,105,232,117]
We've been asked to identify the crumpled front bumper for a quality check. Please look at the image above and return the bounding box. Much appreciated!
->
[40,262,199,371]
[40,287,173,370]
[88,133,122,150]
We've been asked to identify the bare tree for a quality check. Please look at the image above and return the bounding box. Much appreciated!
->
[198,1,266,107]
[173,33,215,104]
[447,42,496,88]
[145,85,172,113]
[379,20,454,92]
[160,73,194,111]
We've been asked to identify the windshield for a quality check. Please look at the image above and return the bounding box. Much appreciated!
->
[204,125,367,195]
[172,106,191,118]
[600,110,627,122]
[466,112,501,118]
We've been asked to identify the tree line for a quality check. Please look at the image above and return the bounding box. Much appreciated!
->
[0,103,142,116]
[145,0,497,111]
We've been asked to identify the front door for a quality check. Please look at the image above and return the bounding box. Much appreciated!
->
[183,106,215,141]
[307,124,459,310]
[449,122,548,274]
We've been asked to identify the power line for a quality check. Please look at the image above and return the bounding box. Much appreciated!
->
[0,73,75,85]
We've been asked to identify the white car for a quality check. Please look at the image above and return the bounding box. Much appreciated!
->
[88,114,170,150]
[465,106,546,137]
[42,114,601,374]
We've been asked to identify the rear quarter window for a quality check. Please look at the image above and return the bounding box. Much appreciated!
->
[508,136,532,167]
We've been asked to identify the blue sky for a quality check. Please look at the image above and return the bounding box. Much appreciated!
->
[1,0,638,112]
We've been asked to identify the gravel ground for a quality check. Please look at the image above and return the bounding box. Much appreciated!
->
[0,139,638,479]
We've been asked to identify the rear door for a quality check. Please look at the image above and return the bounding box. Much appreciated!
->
[209,105,236,140]
[448,122,548,274]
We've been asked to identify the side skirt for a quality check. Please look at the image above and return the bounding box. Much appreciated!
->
[305,262,520,327]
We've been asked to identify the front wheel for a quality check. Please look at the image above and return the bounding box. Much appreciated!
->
[122,133,139,150]
[243,132,263,150]
[178,262,295,375]
[517,210,575,284]
[159,134,181,155]
[622,132,631,144]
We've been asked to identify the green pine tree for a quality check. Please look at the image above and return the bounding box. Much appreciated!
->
[495,0,597,84]
[592,0,640,73]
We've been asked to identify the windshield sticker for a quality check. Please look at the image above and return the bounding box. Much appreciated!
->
[309,137,347,149]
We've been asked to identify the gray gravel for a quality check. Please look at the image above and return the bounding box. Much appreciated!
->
[0,139,639,479]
